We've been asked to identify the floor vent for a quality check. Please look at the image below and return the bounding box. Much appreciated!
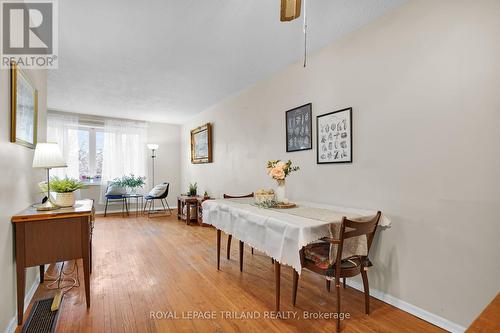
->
[21,298,60,333]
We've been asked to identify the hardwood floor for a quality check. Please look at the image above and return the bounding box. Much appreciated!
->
[467,293,500,332]
[17,214,444,333]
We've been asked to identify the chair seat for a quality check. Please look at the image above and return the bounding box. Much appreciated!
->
[304,241,331,269]
[144,195,157,200]
[304,241,367,271]
[106,194,126,199]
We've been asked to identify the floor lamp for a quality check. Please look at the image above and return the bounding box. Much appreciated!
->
[147,143,159,211]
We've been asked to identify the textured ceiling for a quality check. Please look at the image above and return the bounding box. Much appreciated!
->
[48,0,407,124]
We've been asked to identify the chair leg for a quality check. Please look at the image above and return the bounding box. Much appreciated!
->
[361,269,370,314]
[326,279,331,292]
[292,270,299,306]
[160,198,167,213]
[148,199,154,216]
[216,229,221,270]
[343,277,346,289]
[104,199,108,217]
[251,248,254,255]
[164,199,173,215]
[227,235,232,260]
[239,240,244,272]
[125,198,129,216]
[336,282,341,332]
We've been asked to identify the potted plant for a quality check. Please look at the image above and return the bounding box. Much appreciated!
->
[188,182,198,196]
[112,174,146,194]
[40,177,86,207]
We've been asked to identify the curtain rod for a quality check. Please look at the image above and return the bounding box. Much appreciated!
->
[48,110,147,126]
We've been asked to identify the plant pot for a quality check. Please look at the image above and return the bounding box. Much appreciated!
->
[52,192,75,207]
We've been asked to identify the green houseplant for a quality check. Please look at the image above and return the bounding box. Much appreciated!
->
[39,177,86,207]
[112,174,146,194]
[188,182,198,196]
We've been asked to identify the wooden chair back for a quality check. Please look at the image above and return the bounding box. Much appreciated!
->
[223,193,254,199]
[333,211,382,280]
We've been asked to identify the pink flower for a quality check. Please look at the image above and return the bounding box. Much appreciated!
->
[276,161,286,170]
[270,167,285,180]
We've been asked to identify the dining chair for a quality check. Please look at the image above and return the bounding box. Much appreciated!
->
[293,211,381,332]
[223,193,254,271]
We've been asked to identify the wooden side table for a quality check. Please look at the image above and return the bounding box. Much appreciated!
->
[177,195,201,225]
[11,199,94,325]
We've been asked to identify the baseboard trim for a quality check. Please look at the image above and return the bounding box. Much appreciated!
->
[94,206,178,216]
[5,266,47,333]
[346,279,466,333]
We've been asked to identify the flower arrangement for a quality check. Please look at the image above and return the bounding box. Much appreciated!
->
[266,160,300,182]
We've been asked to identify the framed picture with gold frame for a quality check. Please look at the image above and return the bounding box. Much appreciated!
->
[11,62,38,149]
[191,123,212,164]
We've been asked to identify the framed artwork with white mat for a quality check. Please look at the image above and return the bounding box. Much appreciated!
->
[317,107,352,164]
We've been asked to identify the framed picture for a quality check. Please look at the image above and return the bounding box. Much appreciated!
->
[286,103,312,152]
[317,107,352,164]
[11,62,38,149]
[191,123,212,164]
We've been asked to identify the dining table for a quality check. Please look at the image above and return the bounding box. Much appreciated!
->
[202,198,391,311]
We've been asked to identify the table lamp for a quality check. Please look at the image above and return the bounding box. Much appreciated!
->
[32,143,67,211]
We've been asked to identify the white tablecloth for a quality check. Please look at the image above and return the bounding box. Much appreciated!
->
[202,199,391,274]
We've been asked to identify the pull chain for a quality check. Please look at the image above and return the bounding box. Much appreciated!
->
[303,0,307,67]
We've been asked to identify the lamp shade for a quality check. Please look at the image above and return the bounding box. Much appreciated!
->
[32,143,67,168]
[147,143,159,150]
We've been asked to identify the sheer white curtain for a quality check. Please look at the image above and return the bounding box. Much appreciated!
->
[100,118,148,202]
[47,112,80,179]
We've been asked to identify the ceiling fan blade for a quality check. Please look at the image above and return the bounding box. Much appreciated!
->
[280,0,301,22]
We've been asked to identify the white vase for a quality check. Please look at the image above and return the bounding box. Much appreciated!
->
[52,192,75,207]
[275,180,287,203]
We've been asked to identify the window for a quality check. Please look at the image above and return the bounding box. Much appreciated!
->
[77,126,104,183]
[47,112,147,189]
[77,129,89,177]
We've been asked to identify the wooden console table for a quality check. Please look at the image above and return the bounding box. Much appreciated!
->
[11,199,94,325]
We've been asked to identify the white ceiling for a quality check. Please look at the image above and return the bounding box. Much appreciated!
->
[48,0,407,124]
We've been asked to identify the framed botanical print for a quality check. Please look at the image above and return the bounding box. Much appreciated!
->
[286,103,312,152]
[191,123,212,164]
[317,107,352,164]
[11,62,38,149]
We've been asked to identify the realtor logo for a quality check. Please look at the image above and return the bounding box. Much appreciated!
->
[1,0,58,69]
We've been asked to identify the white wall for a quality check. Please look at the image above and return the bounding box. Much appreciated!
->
[181,0,500,328]
[79,121,181,213]
[147,122,181,206]
[0,69,47,332]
